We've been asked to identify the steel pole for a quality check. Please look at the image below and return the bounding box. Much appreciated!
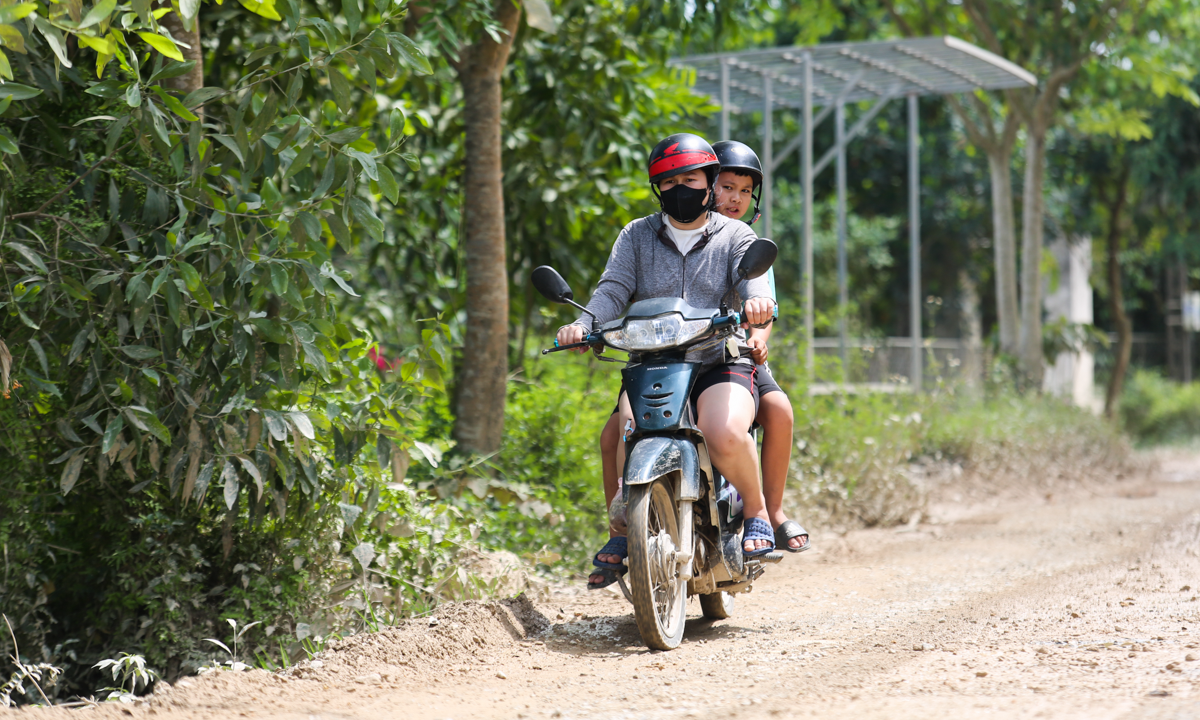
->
[803,53,814,384]
[836,101,848,383]
[908,94,922,392]
[762,75,773,240]
[720,58,730,142]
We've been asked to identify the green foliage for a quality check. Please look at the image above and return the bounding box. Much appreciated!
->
[488,356,614,568]
[768,323,1127,527]
[1119,370,1200,445]
[771,193,900,336]
[93,653,157,702]
[925,391,1124,467]
[790,390,930,527]
[1042,317,1110,363]
[0,0,448,697]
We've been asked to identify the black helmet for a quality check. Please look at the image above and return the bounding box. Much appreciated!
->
[713,140,764,225]
[713,141,763,188]
[648,133,720,186]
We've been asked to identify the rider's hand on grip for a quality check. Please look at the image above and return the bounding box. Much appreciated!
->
[555,323,589,354]
[741,297,775,329]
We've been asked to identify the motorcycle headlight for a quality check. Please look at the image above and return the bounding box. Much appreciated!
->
[603,313,711,352]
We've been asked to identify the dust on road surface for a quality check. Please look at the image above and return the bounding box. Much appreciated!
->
[11,453,1200,720]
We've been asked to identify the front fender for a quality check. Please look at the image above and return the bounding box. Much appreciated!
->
[624,436,700,501]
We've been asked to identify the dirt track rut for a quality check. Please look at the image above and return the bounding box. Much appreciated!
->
[12,454,1200,720]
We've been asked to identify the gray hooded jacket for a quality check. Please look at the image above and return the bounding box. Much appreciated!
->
[573,211,773,368]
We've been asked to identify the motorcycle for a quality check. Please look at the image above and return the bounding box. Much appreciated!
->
[532,238,782,650]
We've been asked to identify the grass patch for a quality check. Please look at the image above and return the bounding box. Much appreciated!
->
[786,388,1131,529]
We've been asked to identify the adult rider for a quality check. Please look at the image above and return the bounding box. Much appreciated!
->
[555,133,777,589]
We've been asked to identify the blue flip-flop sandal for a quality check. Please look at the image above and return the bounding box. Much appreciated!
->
[588,536,628,591]
[592,536,627,569]
[742,517,776,558]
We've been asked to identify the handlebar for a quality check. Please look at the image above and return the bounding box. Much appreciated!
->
[541,309,768,356]
[712,311,741,330]
[541,333,603,355]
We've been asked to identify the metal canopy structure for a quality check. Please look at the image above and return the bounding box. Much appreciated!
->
[671,37,1036,391]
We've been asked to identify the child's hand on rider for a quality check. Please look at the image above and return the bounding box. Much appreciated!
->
[747,336,769,364]
[556,323,590,353]
[741,297,774,329]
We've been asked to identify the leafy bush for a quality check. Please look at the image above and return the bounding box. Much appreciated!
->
[925,390,1130,484]
[786,388,1131,528]
[0,0,443,698]
[394,356,614,576]
[789,390,930,527]
[489,357,615,569]
[1120,369,1200,445]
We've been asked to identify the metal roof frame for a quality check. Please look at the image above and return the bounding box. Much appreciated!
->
[670,37,1036,391]
[672,36,1037,113]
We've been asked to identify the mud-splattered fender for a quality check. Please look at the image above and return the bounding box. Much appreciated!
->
[624,436,700,501]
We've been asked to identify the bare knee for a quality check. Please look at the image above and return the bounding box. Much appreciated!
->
[700,419,751,458]
[759,393,794,433]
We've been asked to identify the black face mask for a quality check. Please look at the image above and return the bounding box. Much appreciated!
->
[658,183,709,224]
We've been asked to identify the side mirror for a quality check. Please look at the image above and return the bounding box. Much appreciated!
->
[532,265,574,304]
[737,238,778,281]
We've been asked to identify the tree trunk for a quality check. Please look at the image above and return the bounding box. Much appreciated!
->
[1104,166,1132,419]
[451,0,521,455]
[986,147,1019,355]
[959,268,984,393]
[1017,127,1047,385]
[157,9,204,95]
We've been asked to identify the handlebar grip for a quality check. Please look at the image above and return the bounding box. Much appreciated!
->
[712,312,741,329]
[542,333,602,355]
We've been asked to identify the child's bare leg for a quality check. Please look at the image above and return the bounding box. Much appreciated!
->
[758,390,806,550]
[591,401,630,585]
[599,411,620,532]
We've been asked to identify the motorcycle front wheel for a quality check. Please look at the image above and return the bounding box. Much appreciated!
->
[627,479,687,650]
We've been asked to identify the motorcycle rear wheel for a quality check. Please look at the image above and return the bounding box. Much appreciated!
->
[699,591,735,620]
[626,480,687,650]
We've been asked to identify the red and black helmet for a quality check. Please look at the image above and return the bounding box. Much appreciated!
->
[648,133,720,186]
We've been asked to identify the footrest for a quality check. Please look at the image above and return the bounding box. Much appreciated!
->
[760,551,784,564]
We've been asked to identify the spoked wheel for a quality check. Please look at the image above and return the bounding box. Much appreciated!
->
[626,479,687,650]
[699,591,735,620]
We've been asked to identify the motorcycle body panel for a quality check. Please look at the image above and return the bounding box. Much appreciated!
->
[621,362,700,435]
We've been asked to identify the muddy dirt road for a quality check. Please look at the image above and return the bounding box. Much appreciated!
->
[18,454,1200,720]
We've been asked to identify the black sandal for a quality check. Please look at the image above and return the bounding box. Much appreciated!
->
[587,566,627,591]
[774,520,810,554]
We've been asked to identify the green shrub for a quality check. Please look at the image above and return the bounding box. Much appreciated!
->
[1120,370,1200,445]
[0,0,441,697]
[785,383,1128,528]
[926,391,1129,483]
[789,390,930,526]
[399,355,615,576]
[490,357,615,569]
